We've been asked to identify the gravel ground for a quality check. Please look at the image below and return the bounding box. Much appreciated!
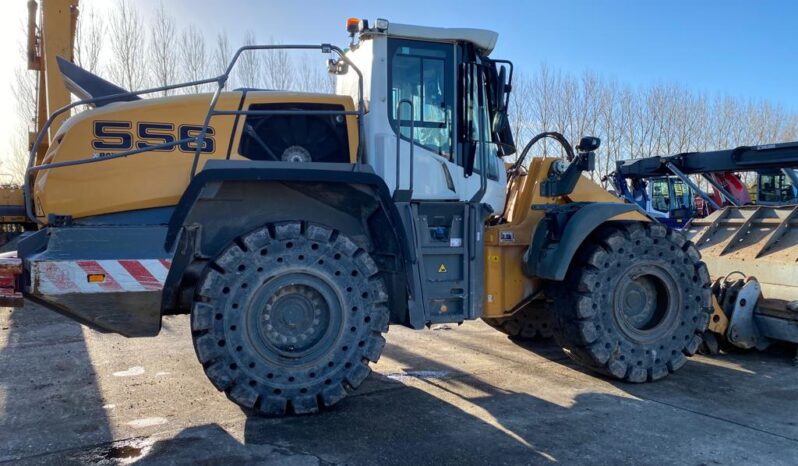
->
[1,302,797,465]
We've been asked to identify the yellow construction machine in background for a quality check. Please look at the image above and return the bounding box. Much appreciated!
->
[0,0,77,245]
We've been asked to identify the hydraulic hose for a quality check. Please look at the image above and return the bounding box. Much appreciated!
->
[499,132,576,221]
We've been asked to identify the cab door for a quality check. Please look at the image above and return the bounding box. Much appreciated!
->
[457,49,506,208]
[388,39,460,201]
[386,39,492,324]
[386,39,507,212]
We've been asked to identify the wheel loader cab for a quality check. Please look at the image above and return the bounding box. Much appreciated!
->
[320,21,517,326]
[337,22,508,211]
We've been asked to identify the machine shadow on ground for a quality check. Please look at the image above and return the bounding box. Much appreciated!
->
[510,334,797,383]
[136,344,584,464]
[0,307,113,463]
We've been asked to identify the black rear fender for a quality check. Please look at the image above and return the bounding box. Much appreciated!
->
[162,161,413,324]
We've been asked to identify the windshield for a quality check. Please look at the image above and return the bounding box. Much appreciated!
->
[651,177,694,212]
[389,39,453,159]
[760,173,797,203]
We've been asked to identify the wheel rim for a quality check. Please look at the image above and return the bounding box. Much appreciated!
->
[245,272,343,366]
[613,264,679,343]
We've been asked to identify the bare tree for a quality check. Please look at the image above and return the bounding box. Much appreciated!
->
[178,25,209,93]
[6,63,38,183]
[503,60,798,184]
[236,31,261,88]
[149,2,178,95]
[74,2,105,74]
[597,79,622,182]
[262,37,293,90]
[294,53,334,93]
[107,0,147,90]
[213,31,234,88]
[507,70,532,162]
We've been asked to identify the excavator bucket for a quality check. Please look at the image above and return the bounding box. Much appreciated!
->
[684,205,798,348]
[684,205,798,302]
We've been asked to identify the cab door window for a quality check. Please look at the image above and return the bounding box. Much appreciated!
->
[669,178,694,210]
[388,39,453,159]
[651,178,670,212]
[759,174,777,203]
[469,62,499,180]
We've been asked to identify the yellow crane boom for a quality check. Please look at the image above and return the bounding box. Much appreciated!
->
[27,0,78,165]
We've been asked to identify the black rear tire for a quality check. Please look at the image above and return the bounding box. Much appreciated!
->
[191,221,389,415]
[483,301,553,341]
[548,222,711,382]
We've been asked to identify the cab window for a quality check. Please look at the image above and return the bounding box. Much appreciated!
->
[388,39,453,159]
[651,178,670,212]
[759,174,795,203]
[670,178,694,209]
[469,61,499,180]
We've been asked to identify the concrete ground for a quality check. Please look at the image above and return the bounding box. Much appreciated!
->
[1,303,797,465]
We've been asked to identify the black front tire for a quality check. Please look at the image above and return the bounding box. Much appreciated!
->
[548,222,711,382]
[191,222,389,415]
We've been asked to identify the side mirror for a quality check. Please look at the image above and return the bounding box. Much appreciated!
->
[495,66,507,112]
[327,58,348,75]
[577,136,600,153]
[492,65,515,156]
[492,111,515,157]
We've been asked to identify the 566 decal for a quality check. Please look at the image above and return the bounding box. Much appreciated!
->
[92,121,216,154]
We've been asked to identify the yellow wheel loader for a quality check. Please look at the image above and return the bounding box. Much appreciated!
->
[6,6,713,415]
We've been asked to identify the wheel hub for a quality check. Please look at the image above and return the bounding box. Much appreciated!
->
[247,273,342,363]
[262,284,328,352]
[621,279,657,328]
[613,264,679,343]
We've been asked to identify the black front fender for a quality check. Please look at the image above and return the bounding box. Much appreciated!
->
[523,203,646,281]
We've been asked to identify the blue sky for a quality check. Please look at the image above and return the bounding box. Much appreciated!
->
[150,0,798,109]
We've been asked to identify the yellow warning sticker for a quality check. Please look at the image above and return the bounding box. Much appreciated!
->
[438,264,448,273]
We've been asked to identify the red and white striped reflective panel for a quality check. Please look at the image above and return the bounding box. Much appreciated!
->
[33,259,172,295]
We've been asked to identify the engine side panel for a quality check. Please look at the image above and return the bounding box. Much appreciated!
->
[33,92,358,222]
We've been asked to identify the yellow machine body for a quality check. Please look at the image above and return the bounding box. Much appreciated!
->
[482,158,648,318]
[33,92,358,221]
[0,187,27,225]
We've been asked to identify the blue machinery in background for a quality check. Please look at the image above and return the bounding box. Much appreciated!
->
[610,175,696,229]
[610,142,798,228]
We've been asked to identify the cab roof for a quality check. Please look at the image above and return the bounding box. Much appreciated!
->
[376,21,498,56]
